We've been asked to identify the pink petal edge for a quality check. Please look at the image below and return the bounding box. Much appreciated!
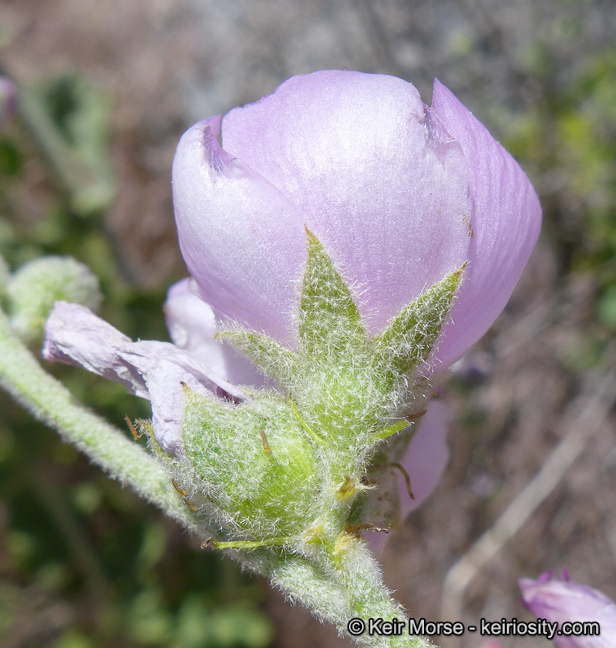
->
[431,79,542,367]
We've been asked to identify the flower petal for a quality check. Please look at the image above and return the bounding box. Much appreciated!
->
[431,79,542,367]
[172,116,307,343]
[520,573,616,647]
[398,400,451,518]
[164,278,264,387]
[43,301,245,454]
[221,70,472,335]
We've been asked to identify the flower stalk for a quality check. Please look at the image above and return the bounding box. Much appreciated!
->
[0,306,197,532]
[0,232,455,647]
[0,295,434,648]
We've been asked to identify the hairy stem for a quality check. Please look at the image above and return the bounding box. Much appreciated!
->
[0,308,196,530]
[331,536,433,648]
[0,304,435,648]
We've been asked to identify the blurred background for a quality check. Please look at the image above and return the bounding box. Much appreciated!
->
[1,0,616,646]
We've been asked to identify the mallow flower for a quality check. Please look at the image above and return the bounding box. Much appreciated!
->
[56,73,537,432]
[43,68,540,530]
[520,572,616,647]
[40,69,541,647]
[172,70,541,371]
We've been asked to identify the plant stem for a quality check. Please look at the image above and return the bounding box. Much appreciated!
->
[331,536,433,648]
[248,538,433,648]
[0,308,196,531]
[0,307,434,648]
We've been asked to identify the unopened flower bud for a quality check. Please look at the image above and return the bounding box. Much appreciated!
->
[9,256,101,342]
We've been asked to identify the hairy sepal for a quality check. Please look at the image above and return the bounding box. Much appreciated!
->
[299,229,366,358]
[373,266,464,380]
[180,231,463,555]
[217,329,296,387]
[173,387,321,541]
[220,231,462,455]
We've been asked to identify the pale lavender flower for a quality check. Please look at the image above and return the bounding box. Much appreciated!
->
[520,572,616,647]
[44,70,541,463]
[172,70,541,369]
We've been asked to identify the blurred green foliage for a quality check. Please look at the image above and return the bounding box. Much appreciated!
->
[0,72,273,648]
[501,45,616,331]
[19,73,115,217]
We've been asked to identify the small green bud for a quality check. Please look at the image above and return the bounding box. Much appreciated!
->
[8,256,101,342]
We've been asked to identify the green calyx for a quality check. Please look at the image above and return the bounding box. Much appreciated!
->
[221,229,462,450]
[175,229,463,551]
[174,390,320,541]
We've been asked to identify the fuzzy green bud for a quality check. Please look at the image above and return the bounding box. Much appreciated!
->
[8,256,101,342]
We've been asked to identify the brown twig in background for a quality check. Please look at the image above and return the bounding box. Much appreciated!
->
[441,359,616,629]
